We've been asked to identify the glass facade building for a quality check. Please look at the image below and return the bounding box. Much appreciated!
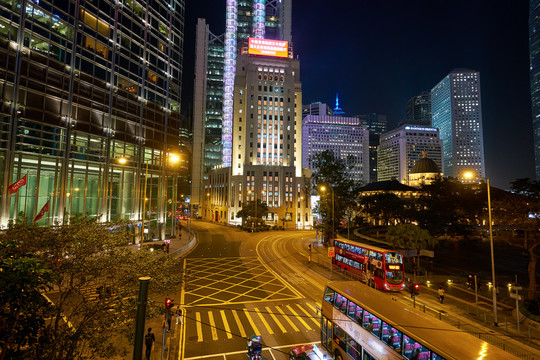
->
[0,0,185,237]
[431,69,485,180]
[406,91,431,126]
[530,0,540,180]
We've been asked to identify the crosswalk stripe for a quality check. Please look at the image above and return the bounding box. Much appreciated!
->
[296,304,319,327]
[266,307,287,333]
[276,306,299,332]
[208,311,218,340]
[196,312,203,342]
[306,302,319,314]
[286,304,312,330]
[232,310,247,338]
[220,310,233,339]
[244,308,261,335]
[255,307,274,335]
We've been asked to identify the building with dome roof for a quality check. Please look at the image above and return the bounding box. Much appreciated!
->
[409,151,443,187]
[377,125,443,184]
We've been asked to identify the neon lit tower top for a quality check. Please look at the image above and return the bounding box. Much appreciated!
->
[333,93,345,116]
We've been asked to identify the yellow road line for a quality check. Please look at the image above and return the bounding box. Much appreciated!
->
[266,307,286,333]
[276,306,299,332]
[243,308,260,335]
[254,307,274,335]
[286,304,312,330]
[196,312,203,342]
[296,304,319,327]
[208,311,218,340]
[232,310,247,338]
[306,302,319,314]
[220,310,233,339]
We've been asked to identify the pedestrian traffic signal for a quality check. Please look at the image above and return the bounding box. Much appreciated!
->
[165,297,174,309]
[411,283,420,296]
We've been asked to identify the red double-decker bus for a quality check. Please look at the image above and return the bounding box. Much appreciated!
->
[332,238,405,291]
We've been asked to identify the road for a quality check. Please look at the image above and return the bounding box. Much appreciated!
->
[177,223,324,360]
[174,221,539,360]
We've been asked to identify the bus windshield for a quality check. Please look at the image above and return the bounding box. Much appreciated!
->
[385,270,404,284]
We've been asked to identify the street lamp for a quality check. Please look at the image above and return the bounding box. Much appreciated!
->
[159,152,180,240]
[320,185,334,240]
[463,171,498,326]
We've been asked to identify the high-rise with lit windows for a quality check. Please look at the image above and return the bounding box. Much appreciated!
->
[302,113,369,185]
[530,0,540,180]
[0,0,185,236]
[192,0,292,213]
[431,69,485,180]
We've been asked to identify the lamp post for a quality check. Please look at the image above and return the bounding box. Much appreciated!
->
[464,171,498,326]
[320,185,334,240]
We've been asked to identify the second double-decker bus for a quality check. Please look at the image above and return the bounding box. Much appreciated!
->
[332,238,405,291]
[321,281,519,360]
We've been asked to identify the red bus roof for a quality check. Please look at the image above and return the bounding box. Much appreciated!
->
[333,237,401,255]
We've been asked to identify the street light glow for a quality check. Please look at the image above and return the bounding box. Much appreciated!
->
[117,157,128,165]
[169,153,180,163]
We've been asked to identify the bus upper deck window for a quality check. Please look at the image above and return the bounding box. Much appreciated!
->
[323,287,335,304]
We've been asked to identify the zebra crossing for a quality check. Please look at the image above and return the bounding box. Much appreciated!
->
[185,301,321,342]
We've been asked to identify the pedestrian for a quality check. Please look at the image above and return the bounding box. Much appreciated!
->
[166,242,170,254]
[438,285,445,304]
[144,327,155,360]
[386,329,395,348]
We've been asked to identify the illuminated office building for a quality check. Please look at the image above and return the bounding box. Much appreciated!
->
[192,0,292,212]
[0,0,185,238]
[530,0,540,179]
[377,125,443,184]
[203,38,312,229]
[302,113,369,185]
[431,69,485,181]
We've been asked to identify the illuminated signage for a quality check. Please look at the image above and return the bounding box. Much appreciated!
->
[248,38,288,58]
[404,126,437,132]
[387,265,401,270]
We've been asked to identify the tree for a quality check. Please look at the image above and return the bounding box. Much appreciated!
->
[491,178,540,301]
[386,224,436,281]
[0,216,184,359]
[311,150,360,244]
[359,193,413,226]
[416,177,483,238]
[236,199,269,228]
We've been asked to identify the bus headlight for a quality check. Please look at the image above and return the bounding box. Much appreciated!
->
[384,284,390,290]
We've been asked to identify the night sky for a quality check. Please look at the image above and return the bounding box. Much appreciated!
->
[182,0,534,189]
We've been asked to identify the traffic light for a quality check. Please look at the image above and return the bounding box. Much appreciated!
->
[165,297,174,309]
[410,283,419,296]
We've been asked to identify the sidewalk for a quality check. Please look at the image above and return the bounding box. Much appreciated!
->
[127,220,197,359]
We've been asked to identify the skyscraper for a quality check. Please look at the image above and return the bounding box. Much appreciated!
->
[302,113,370,185]
[406,91,432,126]
[530,0,540,180]
[356,113,387,183]
[377,125,443,183]
[192,0,292,212]
[431,69,485,180]
[0,0,185,234]
[203,38,312,228]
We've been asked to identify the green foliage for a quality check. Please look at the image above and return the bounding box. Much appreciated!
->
[360,193,414,225]
[311,150,360,243]
[416,177,484,237]
[386,224,436,279]
[236,199,269,227]
[0,216,184,359]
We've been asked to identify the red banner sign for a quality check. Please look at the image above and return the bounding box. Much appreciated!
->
[33,200,50,223]
[8,174,27,194]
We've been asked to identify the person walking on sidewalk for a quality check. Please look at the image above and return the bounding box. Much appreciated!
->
[144,327,155,360]
[438,285,445,304]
